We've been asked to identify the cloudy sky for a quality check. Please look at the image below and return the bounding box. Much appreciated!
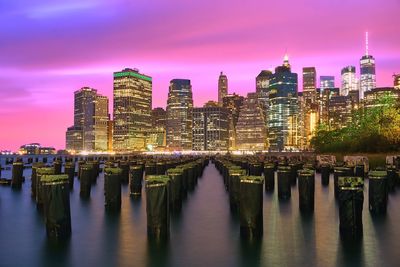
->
[0,0,399,150]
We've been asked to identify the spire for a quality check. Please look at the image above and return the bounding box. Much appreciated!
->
[365,31,369,56]
[283,53,290,69]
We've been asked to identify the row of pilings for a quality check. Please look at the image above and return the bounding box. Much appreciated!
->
[213,155,400,242]
[0,156,208,243]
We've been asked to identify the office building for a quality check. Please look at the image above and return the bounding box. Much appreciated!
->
[65,87,109,152]
[236,93,267,151]
[328,95,352,130]
[166,79,193,150]
[360,32,376,99]
[192,103,229,151]
[320,76,335,92]
[341,66,359,96]
[222,93,245,150]
[218,72,228,105]
[113,68,152,152]
[267,55,300,151]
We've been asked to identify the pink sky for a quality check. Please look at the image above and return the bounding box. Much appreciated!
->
[0,0,399,151]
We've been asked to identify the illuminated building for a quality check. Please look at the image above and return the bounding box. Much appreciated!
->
[267,55,300,151]
[360,32,376,99]
[66,126,83,152]
[393,74,400,89]
[166,79,193,150]
[93,95,109,151]
[65,87,109,152]
[303,67,317,105]
[222,93,245,150]
[320,88,340,125]
[256,70,273,131]
[107,119,113,152]
[152,107,166,129]
[301,67,318,148]
[113,68,152,152]
[328,95,352,130]
[341,66,359,96]
[149,108,167,150]
[192,103,229,151]
[19,143,56,155]
[236,93,267,151]
[320,76,335,92]
[363,87,400,109]
[218,72,228,105]
[19,143,40,155]
[146,129,166,150]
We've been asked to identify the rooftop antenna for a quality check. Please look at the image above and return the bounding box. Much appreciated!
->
[365,31,369,56]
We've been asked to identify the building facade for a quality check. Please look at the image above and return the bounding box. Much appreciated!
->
[236,93,267,151]
[360,32,376,99]
[192,103,229,151]
[341,66,359,97]
[222,93,245,150]
[113,68,152,152]
[66,87,109,152]
[393,74,400,89]
[328,95,352,130]
[320,76,335,92]
[320,87,340,125]
[218,72,228,105]
[166,79,193,150]
[363,87,400,109]
[267,56,300,151]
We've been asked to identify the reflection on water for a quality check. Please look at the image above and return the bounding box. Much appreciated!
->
[1,163,400,267]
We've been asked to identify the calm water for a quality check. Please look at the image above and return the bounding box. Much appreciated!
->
[1,162,400,267]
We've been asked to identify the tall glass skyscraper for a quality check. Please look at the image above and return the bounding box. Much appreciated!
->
[166,79,193,150]
[341,66,359,96]
[360,32,376,99]
[320,76,335,91]
[267,55,300,151]
[113,68,152,152]
[218,72,228,105]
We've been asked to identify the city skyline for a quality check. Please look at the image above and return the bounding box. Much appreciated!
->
[1,0,400,150]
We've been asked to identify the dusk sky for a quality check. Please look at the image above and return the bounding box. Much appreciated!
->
[0,0,399,151]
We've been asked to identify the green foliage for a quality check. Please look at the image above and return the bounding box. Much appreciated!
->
[311,93,400,153]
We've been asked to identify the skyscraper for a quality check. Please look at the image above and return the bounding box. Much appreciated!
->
[236,93,267,151]
[328,95,352,130]
[302,67,317,105]
[113,68,152,152]
[256,70,273,95]
[166,79,193,150]
[341,66,359,96]
[152,107,167,129]
[320,76,335,92]
[65,87,109,152]
[192,102,229,151]
[222,93,245,150]
[320,88,340,125]
[148,107,167,150]
[256,70,273,126]
[218,72,228,105]
[360,32,376,99]
[267,55,300,151]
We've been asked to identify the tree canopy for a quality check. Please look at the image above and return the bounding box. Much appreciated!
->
[311,93,400,153]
